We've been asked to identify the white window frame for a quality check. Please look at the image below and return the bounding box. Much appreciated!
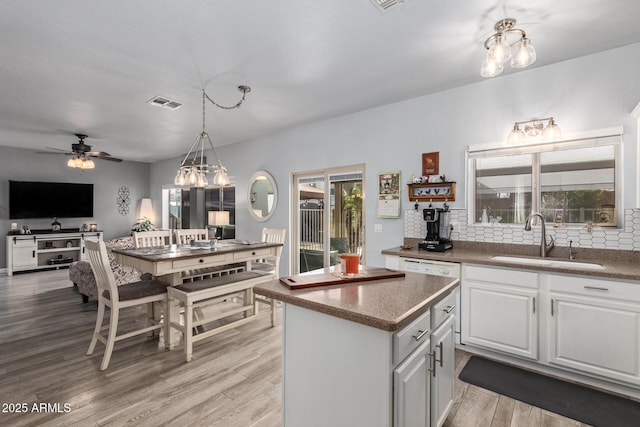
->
[466,127,623,227]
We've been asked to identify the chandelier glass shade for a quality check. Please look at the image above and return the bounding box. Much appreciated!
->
[481,18,536,78]
[507,117,561,145]
[174,86,251,188]
[67,155,95,169]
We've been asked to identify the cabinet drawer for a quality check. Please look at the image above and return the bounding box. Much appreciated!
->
[464,264,538,289]
[172,253,234,269]
[432,290,456,329]
[232,247,273,261]
[547,274,640,303]
[394,309,431,365]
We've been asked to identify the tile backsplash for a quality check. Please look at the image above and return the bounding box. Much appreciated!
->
[404,208,640,251]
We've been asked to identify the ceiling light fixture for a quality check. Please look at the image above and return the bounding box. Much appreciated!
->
[174,85,251,188]
[67,155,95,169]
[481,18,536,78]
[507,117,561,145]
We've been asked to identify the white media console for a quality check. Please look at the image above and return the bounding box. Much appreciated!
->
[6,230,102,276]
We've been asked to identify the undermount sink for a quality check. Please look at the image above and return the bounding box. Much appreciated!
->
[490,256,605,270]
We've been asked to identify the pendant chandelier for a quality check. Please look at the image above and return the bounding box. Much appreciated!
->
[174,85,251,188]
[481,18,536,78]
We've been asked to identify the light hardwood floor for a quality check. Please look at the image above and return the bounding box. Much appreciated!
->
[0,269,589,426]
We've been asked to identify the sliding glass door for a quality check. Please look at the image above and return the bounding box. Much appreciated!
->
[293,165,365,274]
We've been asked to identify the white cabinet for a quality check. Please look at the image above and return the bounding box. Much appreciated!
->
[10,236,37,268]
[462,265,539,360]
[547,274,640,386]
[6,232,102,275]
[282,287,458,427]
[394,294,456,427]
[430,315,455,427]
[394,339,431,427]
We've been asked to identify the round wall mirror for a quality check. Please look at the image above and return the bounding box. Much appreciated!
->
[247,170,278,222]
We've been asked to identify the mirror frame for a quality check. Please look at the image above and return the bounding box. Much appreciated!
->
[247,170,278,222]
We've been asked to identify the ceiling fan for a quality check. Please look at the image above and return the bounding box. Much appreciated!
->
[45,134,123,168]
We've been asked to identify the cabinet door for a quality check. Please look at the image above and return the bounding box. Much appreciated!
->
[549,293,640,385]
[12,240,37,268]
[431,316,455,427]
[462,281,538,359]
[394,339,431,427]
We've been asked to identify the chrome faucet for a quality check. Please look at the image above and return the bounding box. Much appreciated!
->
[524,212,555,257]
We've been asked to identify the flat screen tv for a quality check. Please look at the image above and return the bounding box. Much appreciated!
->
[9,180,94,219]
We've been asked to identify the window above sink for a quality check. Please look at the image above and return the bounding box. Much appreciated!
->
[467,129,621,227]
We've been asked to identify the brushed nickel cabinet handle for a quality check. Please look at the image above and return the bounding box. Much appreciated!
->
[412,329,429,341]
[428,351,436,377]
[533,297,536,314]
[584,285,609,292]
[444,305,455,314]
[551,299,554,316]
[436,342,444,367]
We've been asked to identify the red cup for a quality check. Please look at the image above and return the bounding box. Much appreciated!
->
[340,253,359,275]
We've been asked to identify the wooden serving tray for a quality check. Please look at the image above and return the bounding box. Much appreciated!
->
[280,267,405,290]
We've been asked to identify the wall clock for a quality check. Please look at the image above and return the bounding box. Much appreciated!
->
[117,186,131,215]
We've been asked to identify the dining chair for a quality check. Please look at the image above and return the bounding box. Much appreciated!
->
[133,230,173,248]
[251,228,286,278]
[84,239,169,370]
[251,228,286,326]
[175,229,209,246]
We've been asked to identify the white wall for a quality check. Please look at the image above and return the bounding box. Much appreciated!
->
[0,146,150,268]
[150,43,640,274]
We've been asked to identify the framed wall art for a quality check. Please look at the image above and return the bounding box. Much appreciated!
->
[422,152,439,176]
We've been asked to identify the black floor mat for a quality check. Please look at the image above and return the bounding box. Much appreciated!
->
[459,356,640,427]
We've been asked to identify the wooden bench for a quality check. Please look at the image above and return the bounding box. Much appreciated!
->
[167,271,274,362]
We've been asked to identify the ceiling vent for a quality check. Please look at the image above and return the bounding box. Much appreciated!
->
[147,96,183,110]
[370,0,407,11]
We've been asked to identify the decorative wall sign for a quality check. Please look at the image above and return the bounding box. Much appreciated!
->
[422,152,439,176]
[377,171,401,218]
[117,186,131,215]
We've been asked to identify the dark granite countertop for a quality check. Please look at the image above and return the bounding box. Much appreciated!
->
[382,240,640,282]
[254,271,459,332]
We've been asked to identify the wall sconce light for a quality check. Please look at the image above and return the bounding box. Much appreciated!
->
[507,117,561,145]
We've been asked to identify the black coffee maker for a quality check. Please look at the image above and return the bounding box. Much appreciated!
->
[418,204,453,252]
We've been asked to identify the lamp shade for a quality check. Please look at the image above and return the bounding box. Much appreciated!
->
[139,198,154,222]
[208,210,229,226]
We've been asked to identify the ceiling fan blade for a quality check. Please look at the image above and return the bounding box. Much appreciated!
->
[36,151,73,155]
[86,150,111,157]
[45,146,73,153]
[92,155,123,163]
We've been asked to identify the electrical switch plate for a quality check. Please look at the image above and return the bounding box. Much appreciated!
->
[374,224,383,233]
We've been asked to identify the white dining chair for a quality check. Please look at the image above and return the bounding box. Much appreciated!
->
[251,228,286,278]
[133,230,173,248]
[175,229,208,246]
[251,228,286,326]
[84,239,169,370]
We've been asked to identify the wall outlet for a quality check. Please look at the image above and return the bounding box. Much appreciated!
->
[374,223,383,233]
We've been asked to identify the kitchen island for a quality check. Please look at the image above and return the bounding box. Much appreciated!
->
[255,268,459,427]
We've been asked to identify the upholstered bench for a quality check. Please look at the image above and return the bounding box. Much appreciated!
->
[167,271,274,362]
[69,236,148,302]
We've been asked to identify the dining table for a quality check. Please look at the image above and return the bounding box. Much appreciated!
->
[112,240,282,349]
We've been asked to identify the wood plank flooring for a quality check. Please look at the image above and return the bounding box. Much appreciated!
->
[0,269,590,426]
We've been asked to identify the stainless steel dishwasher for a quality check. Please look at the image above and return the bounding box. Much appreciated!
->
[397,257,461,343]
